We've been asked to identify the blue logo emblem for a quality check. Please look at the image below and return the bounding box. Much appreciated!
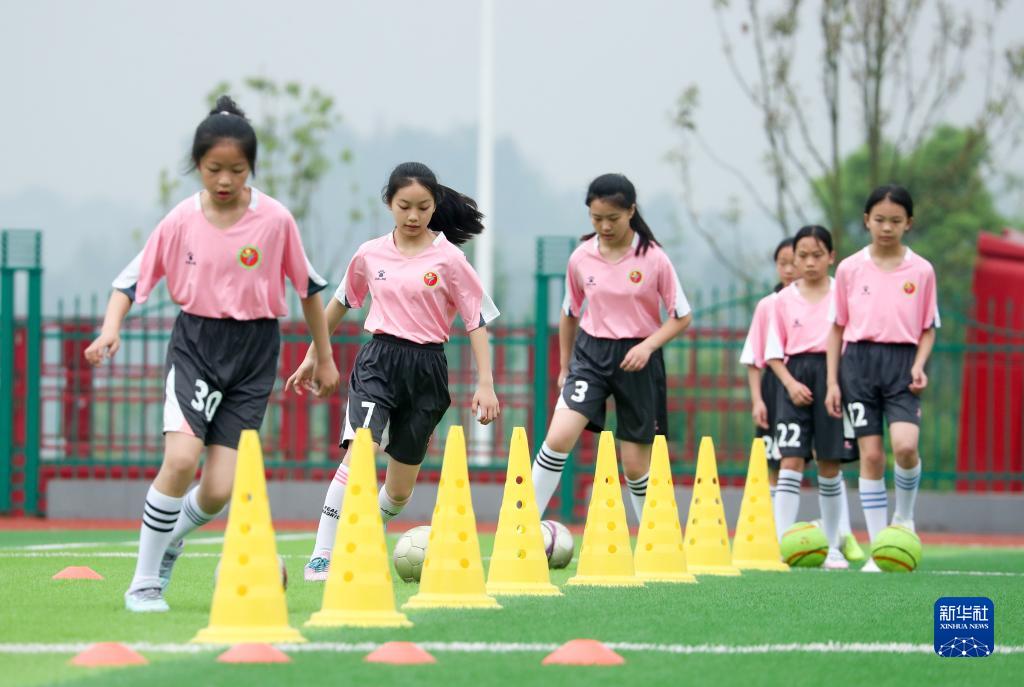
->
[934,597,994,657]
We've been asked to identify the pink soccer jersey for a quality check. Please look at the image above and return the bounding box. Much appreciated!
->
[335,231,499,344]
[560,235,690,339]
[739,293,776,369]
[765,280,835,359]
[830,247,940,344]
[112,190,326,319]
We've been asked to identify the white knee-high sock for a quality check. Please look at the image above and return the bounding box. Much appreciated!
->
[312,464,349,559]
[774,468,803,541]
[532,443,569,517]
[837,474,853,538]
[859,476,888,543]
[817,474,844,548]
[167,487,220,543]
[893,461,921,527]
[625,471,649,523]
[129,486,182,591]
[378,486,410,524]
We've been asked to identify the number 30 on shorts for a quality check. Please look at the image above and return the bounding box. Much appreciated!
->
[190,380,223,422]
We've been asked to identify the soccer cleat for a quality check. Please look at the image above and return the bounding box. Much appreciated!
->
[304,556,330,582]
[159,539,185,590]
[861,558,882,573]
[124,587,169,613]
[824,547,850,570]
[891,516,916,534]
[841,533,866,562]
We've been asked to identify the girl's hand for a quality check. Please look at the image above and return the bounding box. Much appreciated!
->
[84,330,121,367]
[909,366,928,394]
[620,342,654,372]
[312,359,341,398]
[752,399,769,429]
[557,367,569,389]
[284,358,316,395]
[825,383,843,418]
[472,384,500,425]
[787,380,814,407]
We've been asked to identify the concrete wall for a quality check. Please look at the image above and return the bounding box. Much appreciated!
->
[46,479,1024,533]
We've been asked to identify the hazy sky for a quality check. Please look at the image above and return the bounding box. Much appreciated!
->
[4,0,1020,221]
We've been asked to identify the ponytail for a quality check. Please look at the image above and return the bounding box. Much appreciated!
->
[581,173,659,255]
[382,162,484,245]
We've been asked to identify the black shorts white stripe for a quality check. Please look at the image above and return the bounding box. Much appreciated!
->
[840,341,921,437]
[340,333,451,466]
[556,330,667,444]
[163,312,280,449]
[774,353,857,462]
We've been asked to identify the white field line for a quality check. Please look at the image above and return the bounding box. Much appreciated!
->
[0,641,1021,656]
[3,532,315,552]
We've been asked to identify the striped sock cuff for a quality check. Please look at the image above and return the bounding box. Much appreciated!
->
[818,475,843,497]
[776,469,803,496]
[894,463,921,490]
[859,490,888,509]
[626,472,649,497]
[535,443,569,473]
[333,463,350,486]
[142,499,180,534]
[181,490,217,528]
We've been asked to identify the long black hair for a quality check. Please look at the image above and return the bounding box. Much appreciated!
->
[381,162,484,245]
[863,184,914,222]
[792,225,834,253]
[190,95,257,173]
[582,173,659,255]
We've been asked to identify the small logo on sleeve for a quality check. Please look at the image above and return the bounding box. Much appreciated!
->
[860,285,871,296]
[237,245,262,269]
[375,269,387,281]
[935,597,994,657]
[185,251,196,266]
[903,281,916,295]
[423,271,439,287]
[629,270,643,284]
[586,275,596,286]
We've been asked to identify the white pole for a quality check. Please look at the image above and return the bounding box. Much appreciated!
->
[472,0,496,464]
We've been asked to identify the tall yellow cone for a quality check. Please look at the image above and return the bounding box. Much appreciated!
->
[403,426,501,609]
[683,437,741,576]
[634,435,697,583]
[192,430,305,644]
[732,439,790,571]
[566,432,644,587]
[306,428,413,627]
[486,427,561,596]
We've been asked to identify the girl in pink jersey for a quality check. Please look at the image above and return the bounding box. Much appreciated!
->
[764,226,857,569]
[739,238,796,493]
[84,96,340,612]
[286,162,501,580]
[530,174,693,523]
[825,185,939,572]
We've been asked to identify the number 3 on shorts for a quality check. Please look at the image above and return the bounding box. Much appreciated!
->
[570,380,588,403]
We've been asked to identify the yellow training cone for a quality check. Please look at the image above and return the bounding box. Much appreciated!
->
[192,430,305,644]
[683,437,741,576]
[404,426,501,610]
[486,427,561,596]
[732,438,789,571]
[634,435,697,583]
[566,432,644,587]
[306,428,412,627]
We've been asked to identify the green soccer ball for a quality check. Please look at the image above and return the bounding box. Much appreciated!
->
[780,522,828,567]
[870,525,922,572]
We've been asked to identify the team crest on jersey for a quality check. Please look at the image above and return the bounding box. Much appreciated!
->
[903,281,916,295]
[629,270,643,284]
[237,245,261,269]
[423,271,439,287]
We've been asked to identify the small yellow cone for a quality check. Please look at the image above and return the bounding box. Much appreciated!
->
[403,426,501,610]
[732,439,789,571]
[566,432,644,587]
[634,436,697,583]
[486,427,561,596]
[306,428,413,627]
[683,437,741,576]
[192,430,305,644]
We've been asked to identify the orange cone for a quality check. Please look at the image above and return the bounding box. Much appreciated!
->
[53,566,103,580]
[365,642,437,665]
[70,643,147,667]
[217,643,291,663]
[542,639,625,666]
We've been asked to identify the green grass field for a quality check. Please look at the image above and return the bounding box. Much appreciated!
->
[1,529,1021,686]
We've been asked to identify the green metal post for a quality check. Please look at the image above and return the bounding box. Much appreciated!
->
[24,262,41,514]
[532,272,550,448]
[0,267,13,513]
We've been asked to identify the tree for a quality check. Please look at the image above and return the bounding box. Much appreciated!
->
[671,0,1023,282]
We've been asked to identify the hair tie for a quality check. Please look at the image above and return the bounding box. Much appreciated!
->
[220,111,231,116]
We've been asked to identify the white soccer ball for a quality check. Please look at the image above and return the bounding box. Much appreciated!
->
[214,554,288,590]
[541,520,574,569]
[393,525,431,583]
